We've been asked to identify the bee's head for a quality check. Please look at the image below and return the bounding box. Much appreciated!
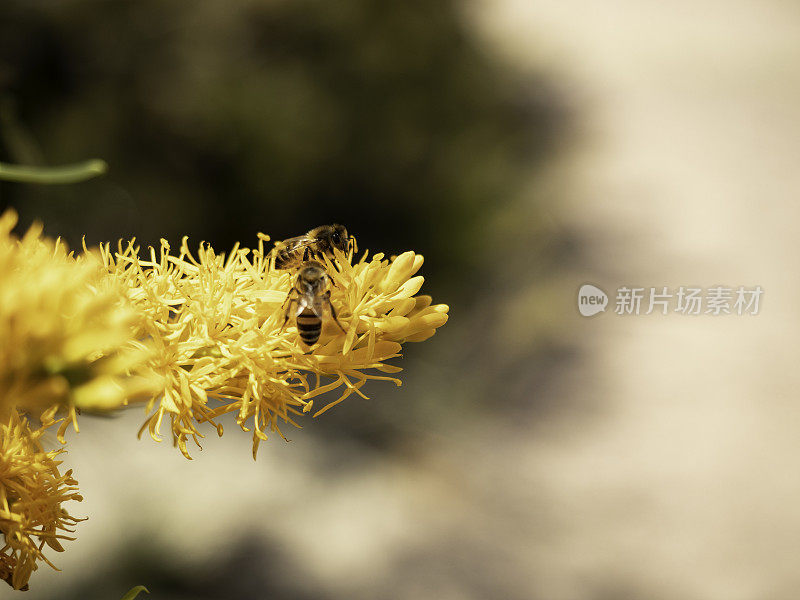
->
[298,261,327,289]
[327,224,349,254]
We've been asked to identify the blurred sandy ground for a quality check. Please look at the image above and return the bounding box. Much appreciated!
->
[25,1,800,599]
[471,0,800,598]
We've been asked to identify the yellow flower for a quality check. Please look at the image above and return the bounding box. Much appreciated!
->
[101,234,448,459]
[0,210,158,437]
[0,412,84,591]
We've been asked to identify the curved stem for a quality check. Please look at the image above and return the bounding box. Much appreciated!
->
[0,159,108,184]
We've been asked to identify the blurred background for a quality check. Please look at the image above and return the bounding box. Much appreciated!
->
[2,0,800,598]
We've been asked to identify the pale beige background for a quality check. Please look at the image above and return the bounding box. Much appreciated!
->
[27,2,800,599]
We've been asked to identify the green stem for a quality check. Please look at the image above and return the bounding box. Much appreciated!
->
[120,586,149,600]
[0,159,108,184]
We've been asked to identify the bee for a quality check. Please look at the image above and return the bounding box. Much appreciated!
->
[282,261,345,346]
[272,224,352,270]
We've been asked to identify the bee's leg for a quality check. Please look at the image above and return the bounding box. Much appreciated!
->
[325,291,346,333]
[280,287,296,310]
[281,299,296,331]
[281,290,298,331]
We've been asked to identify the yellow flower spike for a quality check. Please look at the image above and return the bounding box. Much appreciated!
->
[0,412,84,591]
[100,230,448,458]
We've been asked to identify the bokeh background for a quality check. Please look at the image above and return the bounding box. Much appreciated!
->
[3,1,800,598]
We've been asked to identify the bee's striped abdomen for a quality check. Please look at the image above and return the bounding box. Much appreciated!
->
[296,308,322,346]
[274,243,318,270]
[274,245,299,270]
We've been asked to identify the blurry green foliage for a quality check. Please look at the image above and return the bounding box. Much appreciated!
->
[1,0,564,296]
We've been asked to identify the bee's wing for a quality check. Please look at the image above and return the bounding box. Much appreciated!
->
[273,234,314,250]
[309,296,326,318]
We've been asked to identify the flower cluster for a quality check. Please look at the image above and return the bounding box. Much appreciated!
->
[0,412,84,591]
[100,234,448,458]
[0,210,157,432]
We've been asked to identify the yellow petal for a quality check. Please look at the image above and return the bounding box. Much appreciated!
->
[72,377,127,410]
[382,251,416,291]
[245,289,287,303]
[374,316,410,334]
[387,298,416,317]
[394,276,424,298]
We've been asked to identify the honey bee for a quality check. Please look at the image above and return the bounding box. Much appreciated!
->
[282,261,345,346]
[272,224,352,270]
